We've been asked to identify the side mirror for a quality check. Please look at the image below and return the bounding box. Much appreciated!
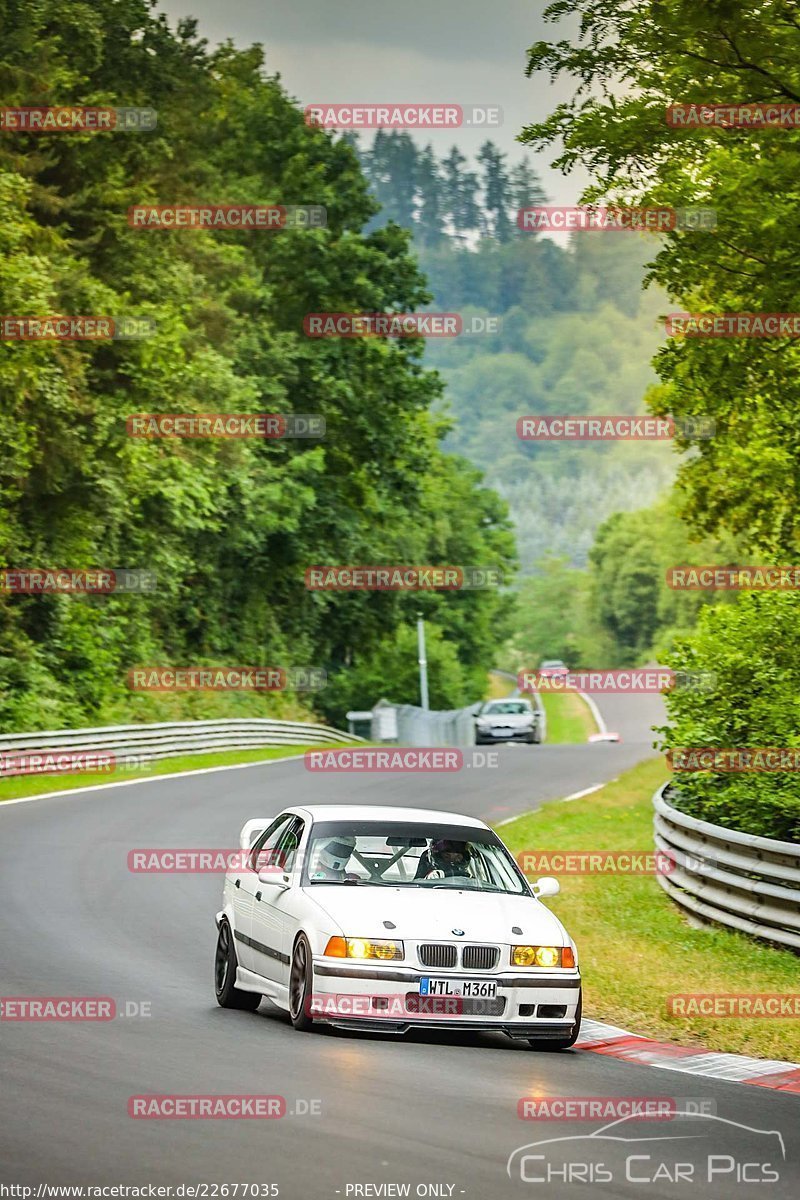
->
[258,870,290,888]
[533,876,560,898]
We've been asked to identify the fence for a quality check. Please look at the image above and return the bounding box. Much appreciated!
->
[653,782,800,950]
[390,702,481,748]
[0,717,362,776]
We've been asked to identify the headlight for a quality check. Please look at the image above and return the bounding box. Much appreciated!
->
[511,945,565,967]
[348,938,403,960]
[324,936,404,960]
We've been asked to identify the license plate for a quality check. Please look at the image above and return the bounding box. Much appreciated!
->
[491,727,513,736]
[419,978,497,998]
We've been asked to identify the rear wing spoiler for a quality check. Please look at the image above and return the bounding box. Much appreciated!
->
[238,818,271,850]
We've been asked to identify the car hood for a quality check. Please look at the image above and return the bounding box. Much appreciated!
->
[306,885,567,944]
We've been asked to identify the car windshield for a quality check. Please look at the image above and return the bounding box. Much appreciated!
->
[484,701,530,715]
[303,820,529,894]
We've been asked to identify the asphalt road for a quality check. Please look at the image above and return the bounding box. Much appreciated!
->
[2,694,798,1197]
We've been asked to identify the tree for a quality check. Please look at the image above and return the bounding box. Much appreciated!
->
[0,0,516,729]
[519,0,800,556]
[440,146,482,242]
[477,141,513,242]
[510,157,547,227]
[415,145,447,247]
[364,130,418,229]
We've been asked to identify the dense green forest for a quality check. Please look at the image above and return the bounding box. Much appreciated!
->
[522,0,800,838]
[351,130,708,673]
[353,132,676,573]
[0,0,516,730]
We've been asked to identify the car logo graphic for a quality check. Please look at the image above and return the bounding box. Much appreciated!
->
[452,928,465,936]
[506,1112,786,1181]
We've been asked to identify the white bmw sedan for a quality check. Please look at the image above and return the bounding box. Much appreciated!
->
[214,805,581,1049]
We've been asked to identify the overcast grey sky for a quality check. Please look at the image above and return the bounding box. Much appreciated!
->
[156,0,586,204]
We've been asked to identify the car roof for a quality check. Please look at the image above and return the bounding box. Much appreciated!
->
[285,804,488,829]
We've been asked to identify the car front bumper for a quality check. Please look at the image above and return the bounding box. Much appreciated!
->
[474,720,537,739]
[310,960,580,1035]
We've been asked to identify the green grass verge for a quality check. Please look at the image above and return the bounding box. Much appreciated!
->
[0,743,332,803]
[540,690,598,744]
[497,757,800,1061]
[486,671,516,700]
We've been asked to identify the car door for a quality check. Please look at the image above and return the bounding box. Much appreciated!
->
[234,813,294,972]
[249,815,306,993]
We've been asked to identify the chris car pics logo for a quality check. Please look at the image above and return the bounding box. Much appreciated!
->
[507,1112,784,1187]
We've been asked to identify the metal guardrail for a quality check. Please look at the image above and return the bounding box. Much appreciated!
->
[653,782,800,950]
[0,717,363,775]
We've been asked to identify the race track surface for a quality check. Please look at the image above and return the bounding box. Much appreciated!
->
[2,693,798,1197]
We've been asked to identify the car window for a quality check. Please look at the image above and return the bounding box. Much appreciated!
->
[485,701,531,715]
[303,821,530,894]
[275,816,305,874]
[249,813,294,872]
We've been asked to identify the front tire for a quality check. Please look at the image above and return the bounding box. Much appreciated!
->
[289,934,316,1031]
[215,920,261,1011]
[527,990,582,1051]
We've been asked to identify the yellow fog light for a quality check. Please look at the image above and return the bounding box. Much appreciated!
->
[511,945,562,967]
[535,946,560,967]
[345,938,403,961]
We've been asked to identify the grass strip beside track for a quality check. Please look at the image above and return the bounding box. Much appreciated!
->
[497,757,800,1061]
[539,690,598,743]
[0,743,331,802]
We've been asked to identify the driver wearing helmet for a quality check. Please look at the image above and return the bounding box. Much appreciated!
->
[415,838,473,880]
[310,836,357,881]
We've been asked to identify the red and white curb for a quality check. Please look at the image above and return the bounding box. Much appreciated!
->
[578,1018,800,1093]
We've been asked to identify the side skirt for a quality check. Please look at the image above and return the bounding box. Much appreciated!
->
[236,967,290,1009]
